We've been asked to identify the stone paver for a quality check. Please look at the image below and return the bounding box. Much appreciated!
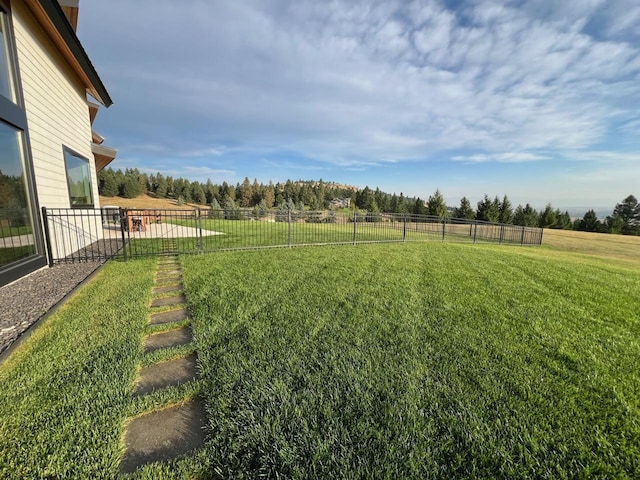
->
[143,327,193,354]
[157,269,181,276]
[151,295,186,308]
[149,308,189,325]
[135,353,198,395]
[119,399,207,474]
[152,284,182,295]
[155,276,182,284]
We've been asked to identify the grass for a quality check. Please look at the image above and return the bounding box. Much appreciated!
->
[182,244,640,479]
[1,238,639,478]
[542,228,640,269]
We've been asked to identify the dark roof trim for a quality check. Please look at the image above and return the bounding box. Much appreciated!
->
[36,0,112,107]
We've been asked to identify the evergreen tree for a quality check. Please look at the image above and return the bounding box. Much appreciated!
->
[253,199,269,219]
[223,195,241,220]
[554,210,572,230]
[397,193,408,214]
[264,183,276,208]
[578,209,602,232]
[606,213,625,234]
[454,197,475,220]
[427,189,448,218]
[498,195,513,224]
[612,194,639,235]
[538,204,557,228]
[98,169,118,197]
[191,183,206,204]
[155,174,168,198]
[122,176,141,198]
[413,197,427,216]
[476,194,499,222]
[239,177,253,207]
[208,198,224,219]
[513,204,539,227]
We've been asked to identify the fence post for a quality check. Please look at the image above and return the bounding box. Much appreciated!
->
[520,226,526,246]
[403,215,407,242]
[473,221,477,244]
[442,218,446,242]
[539,228,544,245]
[119,208,128,261]
[353,211,357,246]
[499,224,504,244]
[197,208,203,252]
[288,208,292,248]
[41,207,54,267]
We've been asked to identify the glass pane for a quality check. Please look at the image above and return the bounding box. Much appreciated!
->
[65,151,93,206]
[0,121,36,268]
[0,11,15,101]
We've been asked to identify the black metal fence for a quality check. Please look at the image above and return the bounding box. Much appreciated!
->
[41,207,543,264]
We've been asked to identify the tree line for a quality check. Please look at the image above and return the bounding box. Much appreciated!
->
[97,168,640,235]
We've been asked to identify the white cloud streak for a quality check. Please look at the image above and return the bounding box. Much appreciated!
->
[80,0,640,204]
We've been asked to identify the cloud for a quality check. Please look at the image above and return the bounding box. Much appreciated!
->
[80,0,640,206]
[452,152,550,163]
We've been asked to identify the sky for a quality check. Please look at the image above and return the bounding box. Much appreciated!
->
[78,0,640,212]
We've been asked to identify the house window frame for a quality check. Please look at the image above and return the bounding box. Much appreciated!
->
[63,146,94,208]
[0,0,47,287]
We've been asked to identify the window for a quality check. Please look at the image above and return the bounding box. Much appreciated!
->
[0,121,36,267]
[0,8,16,101]
[0,2,43,283]
[64,148,93,207]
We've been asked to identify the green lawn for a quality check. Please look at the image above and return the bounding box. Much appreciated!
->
[1,242,639,478]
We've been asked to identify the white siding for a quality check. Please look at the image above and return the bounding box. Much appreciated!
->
[11,1,98,210]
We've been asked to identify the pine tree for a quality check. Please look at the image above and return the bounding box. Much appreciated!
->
[554,210,572,230]
[208,198,223,219]
[99,169,118,197]
[498,195,513,224]
[513,204,539,227]
[578,209,602,232]
[238,177,253,207]
[413,197,427,216]
[476,194,499,222]
[612,195,639,235]
[264,183,276,208]
[223,195,241,220]
[454,197,475,220]
[397,193,408,214]
[606,213,624,234]
[538,204,557,228]
[427,189,448,218]
[191,183,206,204]
[122,176,141,199]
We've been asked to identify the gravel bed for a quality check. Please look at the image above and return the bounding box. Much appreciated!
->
[0,261,105,356]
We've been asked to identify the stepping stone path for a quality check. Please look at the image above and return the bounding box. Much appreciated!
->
[120,256,206,474]
[144,327,193,353]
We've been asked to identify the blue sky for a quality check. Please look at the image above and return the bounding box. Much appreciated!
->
[79,0,639,211]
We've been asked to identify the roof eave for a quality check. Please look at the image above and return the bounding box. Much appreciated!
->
[24,0,112,107]
[92,143,117,172]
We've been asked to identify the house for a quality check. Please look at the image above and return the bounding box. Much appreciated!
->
[0,0,115,287]
[329,198,351,209]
